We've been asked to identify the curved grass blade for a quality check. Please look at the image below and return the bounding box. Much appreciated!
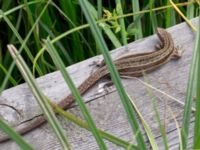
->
[143,75,168,149]
[7,44,71,150]
[131,0,143,39]
[193,16,200,149]
[115,0,127,45]
[0,1,51,92]
[0,63,17,86]
[180,16,198,150]
[47,98,139,150]
[78,1,146,149]
[0,119,33,150]
[45,38,107,149]
[128,93,159,150]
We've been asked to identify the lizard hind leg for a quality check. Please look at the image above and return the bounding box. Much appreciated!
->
[171,46,182,59]
[155,43,164,50]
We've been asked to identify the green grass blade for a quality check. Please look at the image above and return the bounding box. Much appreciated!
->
[1,0,13,11]
[97,0,102,19]
[59,0,84,61]
[193,16,200,149]
[0,0,41,20]
[10,9,22,43]
[45,38,107,149]
[99,23,121,48]
[24,0,41,50]
[149,0,157,32]
[115,0,127,45]
[167,106,183,150]
[39,21,73,64]
[181,18,198,150]
[165,0,176,27]
[0,63,17,86]
[86,1,121,48]
[47,99,139,150]
[32,24,90,75]
[7,44,71,150]
[0,0,50,91]
[78,1,146,149]
[128,94,159,150]
[0,119,33,150]
[143,75,169,149]
[186,0,195,19]
[131,0,143,39]
[0,10,43,75]
[50,1,95,57]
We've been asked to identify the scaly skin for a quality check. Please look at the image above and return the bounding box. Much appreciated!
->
[0,28,181,142]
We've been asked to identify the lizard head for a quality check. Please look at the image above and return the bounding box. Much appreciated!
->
[156,27,169,42]
[156,27,166,36]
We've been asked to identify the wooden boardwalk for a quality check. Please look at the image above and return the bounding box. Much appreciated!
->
[0,17,197,150]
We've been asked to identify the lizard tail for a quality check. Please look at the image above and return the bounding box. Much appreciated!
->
[0,115,46,143]
[0,66,108,143]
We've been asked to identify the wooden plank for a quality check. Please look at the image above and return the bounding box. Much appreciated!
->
[0,17,197,150]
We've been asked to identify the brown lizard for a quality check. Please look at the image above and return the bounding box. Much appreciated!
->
[0,28,181,142]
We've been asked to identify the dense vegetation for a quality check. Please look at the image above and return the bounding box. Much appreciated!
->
[0,0,197,90]
[0,0,199,150]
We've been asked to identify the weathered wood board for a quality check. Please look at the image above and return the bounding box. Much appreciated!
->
[0,17,198,150]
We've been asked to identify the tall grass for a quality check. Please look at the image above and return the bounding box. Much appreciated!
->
[0,0,195,90]
[0,0,199,149]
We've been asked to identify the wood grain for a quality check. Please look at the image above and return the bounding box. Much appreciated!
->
[0,18,197,150]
